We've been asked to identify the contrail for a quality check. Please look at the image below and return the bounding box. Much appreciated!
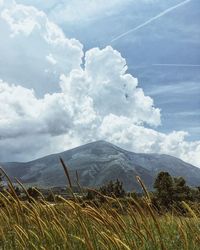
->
[111,0,191,43]
[153,63,200,67]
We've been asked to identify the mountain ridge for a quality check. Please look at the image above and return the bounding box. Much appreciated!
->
[0,140,199,191]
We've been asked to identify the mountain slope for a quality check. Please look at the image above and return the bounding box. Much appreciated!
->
[1,141,200,191]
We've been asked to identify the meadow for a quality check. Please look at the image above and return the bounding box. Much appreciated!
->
[0,166,200,250]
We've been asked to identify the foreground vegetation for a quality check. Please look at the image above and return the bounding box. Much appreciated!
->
[0,161,200,249]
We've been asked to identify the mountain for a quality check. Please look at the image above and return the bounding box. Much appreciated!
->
[0,141,200,191]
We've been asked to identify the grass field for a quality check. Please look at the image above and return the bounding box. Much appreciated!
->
[0,178,200,250]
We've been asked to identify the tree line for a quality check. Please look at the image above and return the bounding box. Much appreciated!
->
[86,172,200,212]
[1,171,200,212]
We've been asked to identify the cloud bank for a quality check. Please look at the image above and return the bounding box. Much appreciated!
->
[0,1,200,167]
[0,0,83,95]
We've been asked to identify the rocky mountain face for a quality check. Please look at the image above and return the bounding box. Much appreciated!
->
[1,141,200,191]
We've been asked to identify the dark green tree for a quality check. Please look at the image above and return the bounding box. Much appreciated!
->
[27,187,40,199]
[99,180,125,198]
[114,179,126,198]
[173,177,190,201]
[86,189,96,200]
[154,172,174,208]
[46,192,55,202]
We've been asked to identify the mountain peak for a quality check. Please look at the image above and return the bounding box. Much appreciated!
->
[1,141,200,191]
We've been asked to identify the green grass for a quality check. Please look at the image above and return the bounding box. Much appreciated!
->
[0,167,200,250]
[0,190,200,250]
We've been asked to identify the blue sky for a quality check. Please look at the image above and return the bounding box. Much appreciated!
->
[17,0,200,140]
[0,0,199,166]
[54,0,200,141]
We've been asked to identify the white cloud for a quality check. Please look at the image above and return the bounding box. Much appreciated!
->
[0,44,161,159]
[0,1,199,168]
[60,46,160,127]
[16,0,128,24]
[14,0,176,28]
[46,53,57,65]
[99,114,200,166]
[0,1,83,95]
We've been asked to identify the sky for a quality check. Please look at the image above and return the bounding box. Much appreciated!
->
[0,0,199,167]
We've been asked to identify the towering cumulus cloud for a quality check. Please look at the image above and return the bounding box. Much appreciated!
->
[0,1,199,167]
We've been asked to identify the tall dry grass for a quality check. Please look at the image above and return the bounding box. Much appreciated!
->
[0,165,200,250]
